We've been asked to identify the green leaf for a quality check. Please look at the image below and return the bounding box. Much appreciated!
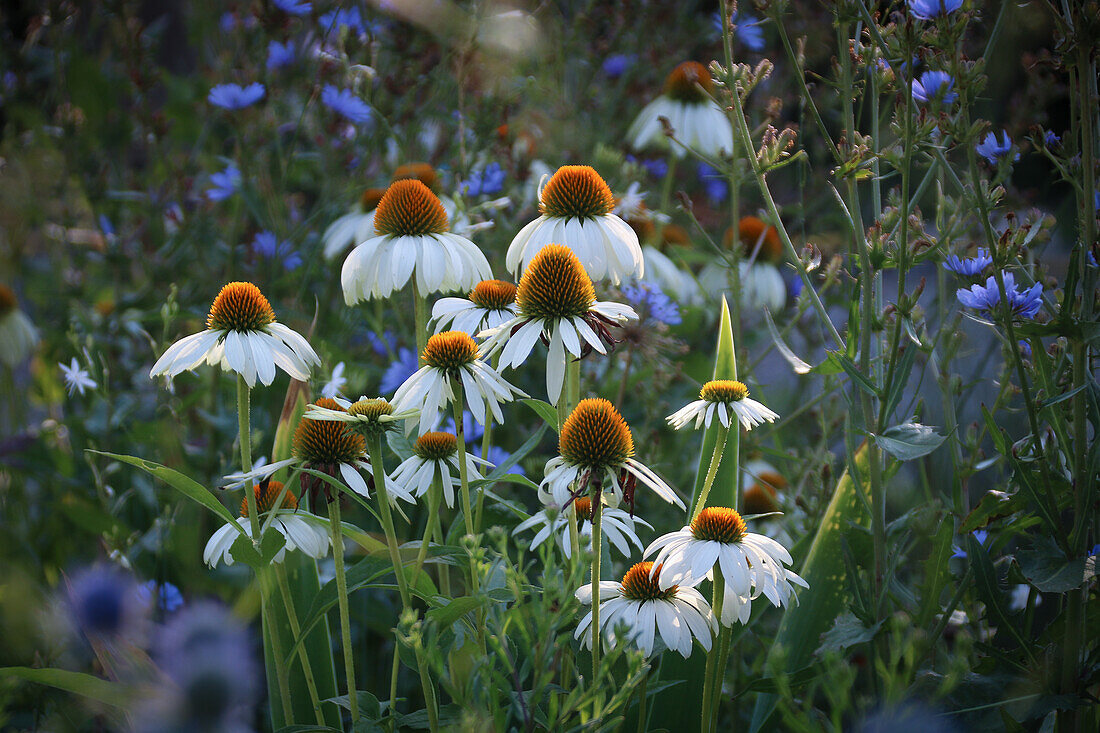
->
[1015,537,1097,593]
[521,398,559,431]
[426,595,488,627]
[816,612,883,655]
[750,443,874,732]
[229,529,286,569]
[833,352,879,396]
[874,422,946,461]
[917,518,956,627]
[968,534,1037,662]
[88,450,237,525]
[961,490,1026,533]
[0,666,129,707]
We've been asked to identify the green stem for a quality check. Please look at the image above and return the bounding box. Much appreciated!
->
[450,378,477,542]
[366,436,412,607]
[590,497,604,684]
[692,425,731,521]
[275,565,325,725]
[327,500,359,722]
[701,570,726,733]
[475,398,493,533]
[237,375,261,540]
[635,665,649,733]
[431,508,452,597]
[414,475,443,579]
[413,281,429,358]
[261,572,296,725]
[388,642,400,733]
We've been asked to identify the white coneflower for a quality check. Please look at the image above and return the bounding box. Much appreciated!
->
[225,398,414,507]
[480,245,637,404]
[575,561,717,658]
[203,480,331,568]
[390,431,491,508]
[392,331,524,436]
[742,458,785,515]
[149,282,320,388]
[341,179,491,303]
[627,61,733,159]
[645,507,807,626]
[698,216,787,311]
[305,395,419,436]
[667,380,779,432]
[321,187,386,260]
[506,165,643,284]
[323,163,470,261]
[513,496,651,559]
[431,279,519,335]
[0,284,39,367]
[540,398,683,510]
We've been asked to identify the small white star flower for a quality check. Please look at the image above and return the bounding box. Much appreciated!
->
[60,357,97,396]
[667,380,779,432]
[321,361,347,399]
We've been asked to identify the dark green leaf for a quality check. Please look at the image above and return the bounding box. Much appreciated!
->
[816,612,883,655]
[961,490,1026,533]
[520,398,559,431]
[874,422,945,461]
[426,595,487,627]
[1015,537,1097,593]
[89,450,237,525]
[0,666,129,707]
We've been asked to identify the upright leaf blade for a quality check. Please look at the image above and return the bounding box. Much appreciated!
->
[750,443,874,732]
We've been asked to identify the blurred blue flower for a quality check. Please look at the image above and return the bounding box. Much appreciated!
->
[911,71,956,105]
[712,12,766,51]
[1017,340,1032,360]
[956,272,1042,319]
[696,161,728,203]
[205,164,241,202]
[138,580,184,613]
[1044,130,1061,147]
[219,12,238,33]
[321,85,372,125]
[320,7,366,35]
[366,329,397,356]
[951,529,987,559]
[207,82,265,110]
[1091,544,1099,557]
[462,162,506,197]
[642,158,668,179]
[622,282,681,326]
[98,214,114,236]
[860,701,959,733]
[943,248,992,276]
[786,271,803,298]
[380,347,418,394]
[267,40,295,70]
[602,54,635,78]
[136,603,257,733]
[274,0,311,15]
[975,131,1018,163]
[67,566,143,638]
[252,230,302,270]
[487,445,525,476]
[908,0,964,19]
[439,410,485,442]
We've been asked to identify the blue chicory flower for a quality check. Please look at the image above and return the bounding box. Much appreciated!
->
[486,445,526,477]
[252,231,302,271]
[908,0,964,20]
[138,580,184,613]
[207,82,265,110]
[911,71,957,105]
[943,248,992,276]
[602,54,635,78]
[321,85,372,125]
[205,163,241,202]
[380,347,418,394]
[320,7,366,35]
[975,131,1018,164]
[642,158,669,179]
[462,162,506,197]
[1044,130,1061,147]
[622,282,682,326]
[696,162,728,203]
[365,329,397,357]
[266,40,295,70]
[712,12,766,51]
[439,410,486,442]
[67,566,144,638]
[951,529,988,559]
[956,272,1043,320]
[273,0,312,15]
